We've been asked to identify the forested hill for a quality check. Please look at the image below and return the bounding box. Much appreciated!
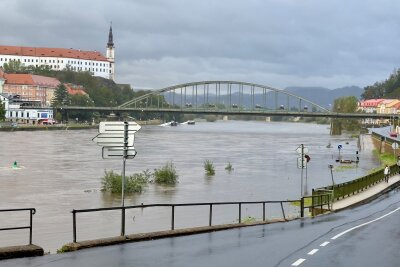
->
[362,69,400,99]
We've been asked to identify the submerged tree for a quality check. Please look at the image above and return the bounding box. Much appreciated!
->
[331,96,360,135]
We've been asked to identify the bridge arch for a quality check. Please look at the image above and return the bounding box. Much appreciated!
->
[119,81,331,113]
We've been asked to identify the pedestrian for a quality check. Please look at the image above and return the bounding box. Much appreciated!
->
[384,165,390,183]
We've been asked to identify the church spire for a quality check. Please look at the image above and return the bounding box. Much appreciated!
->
[107,23,114,48]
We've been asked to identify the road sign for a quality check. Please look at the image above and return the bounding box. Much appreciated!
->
[392,142,399,149]
[99,121,141,134]
[338,145,343,150]
[297,157,307,169]
[92,133,135,147]
[296,146,309,154]
[102,147,137,159]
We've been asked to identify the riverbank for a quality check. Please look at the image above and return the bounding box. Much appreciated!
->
[0,119,163,131]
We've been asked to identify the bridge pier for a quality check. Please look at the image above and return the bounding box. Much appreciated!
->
[223,116,228,121]
[265,117,271,122]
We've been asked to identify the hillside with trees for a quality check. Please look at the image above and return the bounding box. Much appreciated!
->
[362,68,400,99]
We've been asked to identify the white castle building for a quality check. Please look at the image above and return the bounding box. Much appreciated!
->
[0,26,115,80]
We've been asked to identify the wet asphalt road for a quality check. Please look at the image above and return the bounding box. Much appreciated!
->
[2,187,399,267]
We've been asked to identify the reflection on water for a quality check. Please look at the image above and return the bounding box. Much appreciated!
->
[0,121,379,252]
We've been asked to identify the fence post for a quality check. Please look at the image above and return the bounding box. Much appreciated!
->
[171,205,175,230]
[121,207,126,236]
[263,202,266,221]
[72,210,77,243]
[209,204,212,226]
[238,203,242,223]
[29,209,33,245]
[300,198,304,218]
[280,202,286,220]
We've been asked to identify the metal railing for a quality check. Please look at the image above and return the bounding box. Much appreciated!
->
[314,164,397,201]
[0,208,36,245]
[300,193,332,217]
[72,200,298,243]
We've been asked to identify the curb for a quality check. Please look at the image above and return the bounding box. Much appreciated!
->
[61,218,288,252]
[0,244,44,260]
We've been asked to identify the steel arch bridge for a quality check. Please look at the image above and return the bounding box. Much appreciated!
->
[119,81,331,114]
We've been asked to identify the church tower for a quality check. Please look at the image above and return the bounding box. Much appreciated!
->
[106,24,115,81]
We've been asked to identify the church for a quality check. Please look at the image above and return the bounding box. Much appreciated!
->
[0,26,115,81]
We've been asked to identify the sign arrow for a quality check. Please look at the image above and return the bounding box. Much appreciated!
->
[99,121,141,134]
[92,133,135,147]
[102,147,137,159]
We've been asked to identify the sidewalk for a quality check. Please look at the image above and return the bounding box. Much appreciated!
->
[332,174,400,211]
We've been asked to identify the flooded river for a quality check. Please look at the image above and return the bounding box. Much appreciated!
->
[0,121,379,252]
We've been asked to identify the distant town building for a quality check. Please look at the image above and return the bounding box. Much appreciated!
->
[0,93,54,125]
[0,26,115,80]
[2,73,60,106]
[358,98,400,125]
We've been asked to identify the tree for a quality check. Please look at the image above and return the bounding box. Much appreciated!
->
[3,60,26,73]
[362,68,400,99]
[51,84,69,107]
[331,96,360,134]
[68,94,95,122]
[0,102,5,121]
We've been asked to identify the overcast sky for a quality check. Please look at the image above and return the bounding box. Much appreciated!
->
[2,0,400,90]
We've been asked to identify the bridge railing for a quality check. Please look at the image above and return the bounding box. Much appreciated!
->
[0,208,36,245]
[72,200,298,243]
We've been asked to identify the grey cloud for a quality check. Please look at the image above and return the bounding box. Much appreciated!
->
[1,0,400,89]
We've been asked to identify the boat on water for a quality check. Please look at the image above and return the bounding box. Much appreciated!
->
[160,121,178,126]
[187,120,195,125]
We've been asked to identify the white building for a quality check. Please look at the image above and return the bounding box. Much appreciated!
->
[0,94,54,124]
[0,26,115,80]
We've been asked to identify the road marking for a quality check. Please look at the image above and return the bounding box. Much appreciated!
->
[307,249,319,255]
[331,207,400,240]
[320,241,329,247]
[291,258,306,266]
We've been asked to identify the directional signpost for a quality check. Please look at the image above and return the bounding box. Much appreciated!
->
[296,144,309,197]
[92,121,141,236]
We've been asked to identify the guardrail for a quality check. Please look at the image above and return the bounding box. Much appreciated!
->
[72,200,298,243]
[300,193,332,217]
[313,164,397,201]
[0,208,36,245]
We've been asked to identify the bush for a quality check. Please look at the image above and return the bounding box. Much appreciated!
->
[225,162,234,172]
[153,161,179,185]
[101,170,150,193]
[204,160,215,176]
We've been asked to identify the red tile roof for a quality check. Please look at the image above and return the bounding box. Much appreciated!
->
[0,45,108,61]
[4,73,34,85]
[65,83,87,96]
[4,73,60,87]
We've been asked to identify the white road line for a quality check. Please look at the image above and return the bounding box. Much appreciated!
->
[291,258,306,266]
[320,241,330,247]
[307,249,319,255]
[331,207,400,240]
